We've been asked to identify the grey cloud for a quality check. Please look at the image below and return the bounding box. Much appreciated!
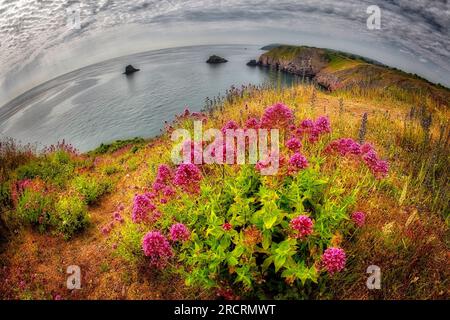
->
[0,0,449,104]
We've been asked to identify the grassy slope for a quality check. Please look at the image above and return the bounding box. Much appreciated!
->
[260,45,450,107]
[0,83,449,299]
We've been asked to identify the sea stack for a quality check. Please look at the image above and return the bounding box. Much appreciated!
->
[123,65,140,75]
[206,55,228,64]
[246,59,259,66]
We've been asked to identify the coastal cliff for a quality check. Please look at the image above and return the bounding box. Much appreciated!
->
[258,45,450,106]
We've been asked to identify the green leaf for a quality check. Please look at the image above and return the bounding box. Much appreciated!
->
[274,255,286,272]
[263,213,277,229]
[262,230,272,250]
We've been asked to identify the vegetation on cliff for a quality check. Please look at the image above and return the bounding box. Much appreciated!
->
[259,45,450,106]
[0,69,448,300]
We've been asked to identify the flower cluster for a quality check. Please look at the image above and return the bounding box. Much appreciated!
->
[173,163,202,193]
[290,215,313,238]
[295,116,331,143]
[155,164,172,184]
[351,211,366,227]
[180,140,204,164]
[286,137,302,151]
[131,193,156,223]
[288,152,309,173]
[325,138,389,178]
[222,222,232,231]
[245,117,260,129]
[362,150,389,179]
[326,138,362,156]
[221,120,239,134]
[142,231,173,269]
[153,164,175,193]
[169,223,190,242]
[321,247,346,275]
[260,103,294,129]
[314,116,331,134]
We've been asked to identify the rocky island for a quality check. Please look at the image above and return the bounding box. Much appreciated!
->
[123,64,140,75]
[206,55,228,64]
[246,59,259,67]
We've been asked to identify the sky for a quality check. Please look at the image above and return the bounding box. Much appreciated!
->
[0,0,449,105]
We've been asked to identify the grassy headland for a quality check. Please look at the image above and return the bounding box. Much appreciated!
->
[0,53,449,300]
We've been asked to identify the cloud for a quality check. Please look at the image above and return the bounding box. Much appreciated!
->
[0,0,448,103]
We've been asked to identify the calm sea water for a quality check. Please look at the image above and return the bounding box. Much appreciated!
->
[0,45,297,152]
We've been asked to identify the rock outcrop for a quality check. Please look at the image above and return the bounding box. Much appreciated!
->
[206,55,228,64]
[246,60,259,67]
[123,65,140,75]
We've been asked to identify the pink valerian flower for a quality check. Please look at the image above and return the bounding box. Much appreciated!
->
[325,138,361,156]
[181,139,203,164]
[321,247,346,275]
[160,198,168,204]
[169,223,190,242]
[362,150,389,179]
[221,120,239,134]
[142,231,173,269]
[314,116,331,134]
[152,181,166,193]
[173,163,202,193]
[288,152,309,172]
[144,191,157,199]
[308,127,321,143]
[351,211,366,227]
[245,117,260,129]
[300,119,314,129]
[113,211,124,223]
[54,294,62,301]
[286,137,302,151]
[360,142,374,155]
[290,215,313,238]
[222,222,232,231]
[255,152,285,175]
[260,103,294,129]
[11,179,33,205]
[132,194,156,223]
[101,221,114,234]
[155,164,173,184]
[163,186,176,198]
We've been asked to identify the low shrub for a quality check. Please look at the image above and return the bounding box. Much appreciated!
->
[90,138,145,155]
[16,150,77,188]
[54,194,90,239]
[16,181,55,233]
[71,175,112,205]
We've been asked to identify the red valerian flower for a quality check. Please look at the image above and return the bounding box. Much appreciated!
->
[173,163,202,193]
[169,223,190,242]
[221,120,239,134]
[362,150,389,178]
[286,137,302,151]
[245,117,260,129]
[290,215,313,238]
[351,211,366,227]
[222,222,232,231]
[132,194,156,223]
[155,164,173,184]
[321,247,346,275]
[325,138,361,156]
[314,116,331,134]
[260,103,294,129]
[142,231,173,269]
[288,152,309,172]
